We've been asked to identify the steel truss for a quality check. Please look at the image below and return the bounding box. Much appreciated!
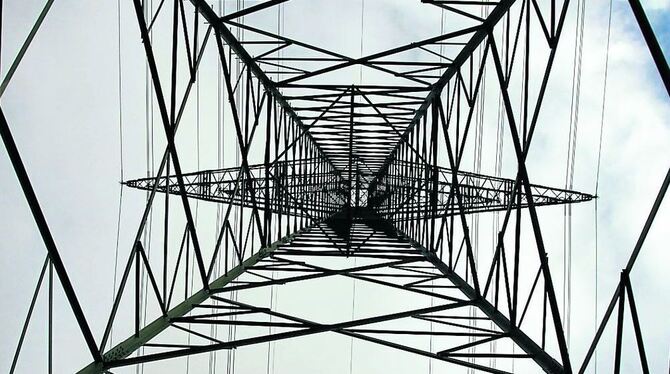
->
[1,0,668,373]
[125,159,347,217]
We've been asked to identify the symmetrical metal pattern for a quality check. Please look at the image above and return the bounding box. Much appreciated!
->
[83,209,568,373]
[370,161,593,219]
[1,0,668,373]
[125,159,346,217]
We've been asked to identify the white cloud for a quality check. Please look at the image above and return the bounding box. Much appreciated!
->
[0,1,668,373]
[642,0,670,10]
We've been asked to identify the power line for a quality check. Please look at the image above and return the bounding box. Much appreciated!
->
[563,0,586,349]
[110,0,125,349]
[593,0,613,371]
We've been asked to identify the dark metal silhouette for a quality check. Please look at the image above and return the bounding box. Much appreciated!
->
[1,1,667,373]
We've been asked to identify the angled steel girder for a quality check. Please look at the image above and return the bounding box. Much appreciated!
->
[78,209,567,374]
[110,3,575,373]
[0,109,102,364]
[185,0,517,178]
[397,229,564,374]
[578,170,670,373]
[124,159,347,217]
[187,0,341,177]
[124,158,593,220]
[369,161,593,219]
[373,0,516,183]
[78,226,308,374]
[4,0,669,373]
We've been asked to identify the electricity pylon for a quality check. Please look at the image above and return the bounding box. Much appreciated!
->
[2,1,668,373]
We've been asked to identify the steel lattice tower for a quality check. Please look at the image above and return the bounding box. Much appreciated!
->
[1,1,668,373]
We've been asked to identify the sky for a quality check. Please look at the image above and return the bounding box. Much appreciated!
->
[0,1,668,373]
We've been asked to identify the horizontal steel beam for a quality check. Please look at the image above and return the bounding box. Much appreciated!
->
[396,228,565,374]
[188,0,341,177]
[373,0,516,183]
[77,225,312,374]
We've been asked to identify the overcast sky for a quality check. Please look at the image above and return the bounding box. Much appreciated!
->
[0,1,668,373]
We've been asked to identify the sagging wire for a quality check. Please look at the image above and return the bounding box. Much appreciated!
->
[429,8,446,374]
[468,10,487,369]
[110,0,125,350]
[139,1,156,373]
[348,2,365,374]
[563,0,586,350]
[226,2,245,373]
[593,0,613,372]
[186,4,202,372]
[265,3,284,374]
[209,2,226,372]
